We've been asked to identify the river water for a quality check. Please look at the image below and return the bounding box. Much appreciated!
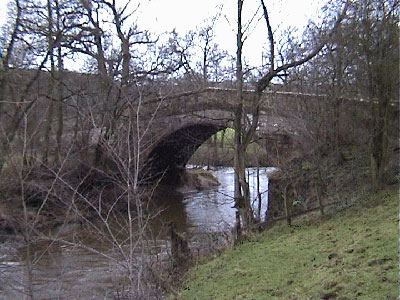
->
[0,167,272,299]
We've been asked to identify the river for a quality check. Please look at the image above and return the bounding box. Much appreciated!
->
[0,167,272,299]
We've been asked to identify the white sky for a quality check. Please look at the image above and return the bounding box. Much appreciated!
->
[0,0,325,67]
[137,0,325,66]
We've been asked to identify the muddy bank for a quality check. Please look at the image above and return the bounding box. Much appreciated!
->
[0,166,221,239]
[176,168,220,193]
[0,164,125,239]
[0,166,273,299]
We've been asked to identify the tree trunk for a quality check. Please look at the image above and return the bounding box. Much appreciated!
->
[0,0,22,174]
[220,128,225,149]
[370,101,389,192]
[234,0,244,232]
[256,158,262,221]
[283,184,292,226]
[55,71,64,162]
[121,39,131,86]
[213,134,218,165]
[55,0,64,163]
[42,93,54,164]
[233,0,252,231]
[42,0,56,164]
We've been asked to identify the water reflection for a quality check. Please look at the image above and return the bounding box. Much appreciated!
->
[151,185,189,234]
[183,167,270,233]
[0,167,271,299]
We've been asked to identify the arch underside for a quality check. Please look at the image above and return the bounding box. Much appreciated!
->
[143,123,226,184]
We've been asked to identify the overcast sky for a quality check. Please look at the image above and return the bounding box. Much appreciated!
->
[137,0,324,66]
[0,0,325,66]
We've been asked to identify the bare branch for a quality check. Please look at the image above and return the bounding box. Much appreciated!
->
[256,1,349,95]
[260,0,274,72]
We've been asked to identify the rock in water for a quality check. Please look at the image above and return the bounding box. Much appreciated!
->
[177,168,220,192]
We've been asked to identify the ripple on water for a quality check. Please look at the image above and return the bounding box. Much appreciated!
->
[1,166,272,299]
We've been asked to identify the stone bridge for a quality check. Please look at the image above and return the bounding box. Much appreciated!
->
[0,70,329,179]
[137,87,331,182]
[3,69,396,186]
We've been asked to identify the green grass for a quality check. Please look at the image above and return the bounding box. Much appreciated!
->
[189,128,268,166]
[176,187,398,300]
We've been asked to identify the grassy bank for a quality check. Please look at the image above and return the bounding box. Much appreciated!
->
[175,187,398,300]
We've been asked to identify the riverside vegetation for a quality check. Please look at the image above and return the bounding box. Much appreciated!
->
[0,0,398,298]
[173,187,398,300]
[189,128,269,167]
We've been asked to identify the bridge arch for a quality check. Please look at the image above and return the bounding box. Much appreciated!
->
[140,96,309,185]
[143,122,226,184]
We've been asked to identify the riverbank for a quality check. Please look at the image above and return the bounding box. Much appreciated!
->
[176,168,220,193]
[173,186,398,300]
[0,166,269,298]
[0,166,222,238]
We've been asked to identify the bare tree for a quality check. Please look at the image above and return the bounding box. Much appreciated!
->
[0,0,187,297]
[348,0,399,191]
[233,0,349,233]
[285,0,399,192]
[0,0,55,174]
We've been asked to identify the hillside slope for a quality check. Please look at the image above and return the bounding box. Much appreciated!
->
[177,187,398,300]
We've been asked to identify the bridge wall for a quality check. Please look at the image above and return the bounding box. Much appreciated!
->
[138,87,398,193]
[2,70,397,187]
